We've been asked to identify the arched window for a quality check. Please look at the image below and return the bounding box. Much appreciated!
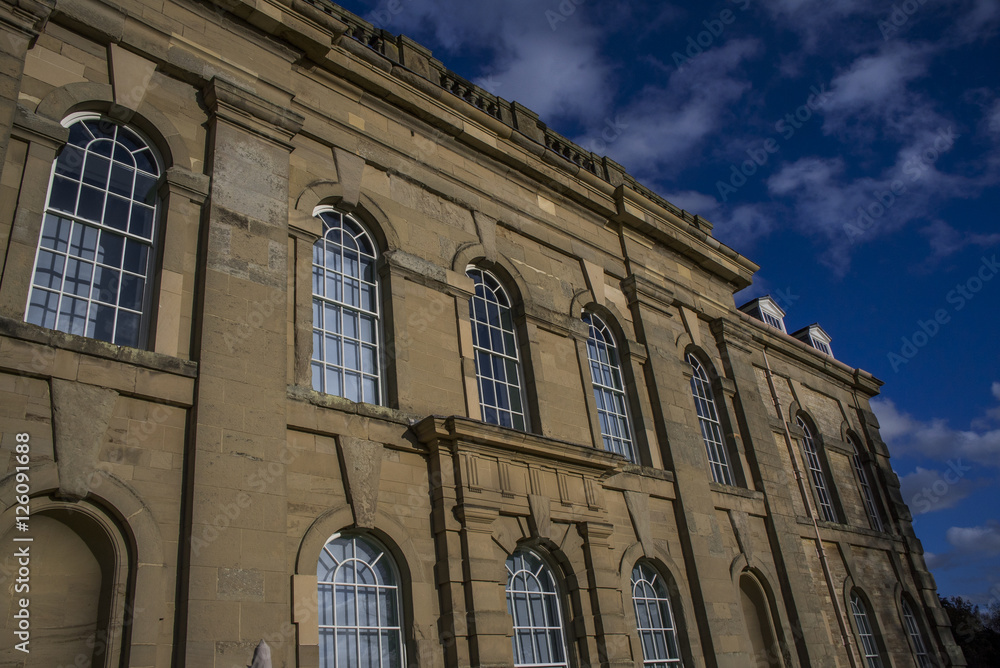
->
[317,534,404,668]
[901,597,932,668]
[312,211,382,404]
[687,353,733,485]
[25,115,161,347]
[850,437,884,532]
[467,267,527,430]
[583,312,634,460]
[797,416,837,522]
[505,549,568,667]
[850,591,884,668]
[631,562,682,666]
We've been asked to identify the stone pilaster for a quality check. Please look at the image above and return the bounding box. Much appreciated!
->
[181,76,303,667]
[578,521,632,667]
[0,0,53,181]
[711,317,832,667]
[621,273,744,668]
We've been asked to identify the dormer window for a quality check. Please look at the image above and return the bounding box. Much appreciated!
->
[791,324,834,358]
[737,295,786,333]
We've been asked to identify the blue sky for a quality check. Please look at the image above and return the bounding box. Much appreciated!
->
[334,0,1000,605]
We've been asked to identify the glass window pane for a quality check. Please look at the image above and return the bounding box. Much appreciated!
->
[70,223,98,260]
[57,296,88,336]
[33,251,65,289]
[115,310,140,346]
[41,215,71,252]
[26,289,59,329]
[108,162,133,197]
[89,303,116,342]
[96,230,124,267]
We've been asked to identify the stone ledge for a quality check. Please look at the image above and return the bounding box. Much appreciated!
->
[0,316,197,378]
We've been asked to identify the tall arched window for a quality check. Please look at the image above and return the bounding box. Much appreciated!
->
[317,534,404,668]
[850,437,884,532]
[850,591,884,668]
[583,312,634,461]
[467,267,527,430]
[631,562,683,666]
[25,115,161,348]
[312,211,382,404]
[901,597,932,668]
[687,353,733,485]
[797,416,837,522]
[505,549,568,667]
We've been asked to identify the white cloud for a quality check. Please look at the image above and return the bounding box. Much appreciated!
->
[872,396,1000,468]
[362,0,614,125]
[947,520,1000,556]
[920,220,1000,260]
[575,38,760,177]
[819,43,933,122]
[987,99,1000,139]
[898,466,987,515]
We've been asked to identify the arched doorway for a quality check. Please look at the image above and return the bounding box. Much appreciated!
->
[739,571,784,667]
[0,501,131,667]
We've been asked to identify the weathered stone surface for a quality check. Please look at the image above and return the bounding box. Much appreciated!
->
[338,436,384,528]
[50,378,118,498]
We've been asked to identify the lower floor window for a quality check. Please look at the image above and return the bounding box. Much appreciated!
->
[632,562,683,666]
[505,549,569,667]
[851,592,884,668]
[318,534,404,667]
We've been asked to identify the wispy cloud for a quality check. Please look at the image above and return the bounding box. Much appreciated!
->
[579,38,760,178]
[364,0,614,125]
[872,394,1000,468]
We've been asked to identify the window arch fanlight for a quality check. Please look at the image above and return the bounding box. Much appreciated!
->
[686,353,733,485]
[850,590,885,668]
[797,415,838,523]
[583,312,635,461]
[631,561,683,666]
[317,533,404,668]
[25,114,162,348]
[849,436,884,532]
[466,266,528,430]
[901,596,932,668]
[505,549,569,668]
[312,209,383,405]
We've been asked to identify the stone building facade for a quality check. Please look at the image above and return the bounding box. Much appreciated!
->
[0,0,966,666]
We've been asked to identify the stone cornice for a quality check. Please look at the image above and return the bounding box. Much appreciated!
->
[202,77,304,148]
[0,0,54,38]
[412,415,623,474]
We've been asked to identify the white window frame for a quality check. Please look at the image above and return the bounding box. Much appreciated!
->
[467,266,528,431]
[311,209,384,405]
[25,113,162,348]
[317,533,405,668]
[631,562,683,666]
[505,549,569,668]
[851,591,884,668]
[850,437,884,532]
[688,354,734,485]
[797,417,838,522]
[901,598,932,668]
[583,312,635,461]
